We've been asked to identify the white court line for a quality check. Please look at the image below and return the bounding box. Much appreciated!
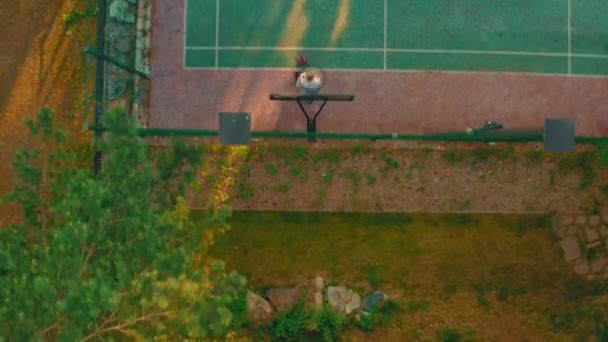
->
[183,0,188,69]
[189,46,382,52]
[215,0,220,68]
[186,45,608,60]
[182,65,608,78]
[384,0,387,70]
[568,0,572,74]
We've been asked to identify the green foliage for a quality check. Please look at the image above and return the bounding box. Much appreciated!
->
[470,148,493,163]
[364,171,376,185]
[269,300,311,341]
[549,312,575,332]
[226,290,251,330]
[62,8,95,35]
[322,170,335,184]
[556,152,597,189]
[442,150,464,163]
[350,144,364,155]
[378,300,402,323]
[264,162,279,177]
[314,304,347,342]
[312,188,327,207]
[289,166,302,177]
[597,142,608,168]
[357,311,376,332]
[442,284,457,299]
[0,107,245,340]
[406,299,429,313]
[237,180,254,199]
[439,328,462,342]
[523,149,544,166]
[272,183,291,193]
[422,145,433,156]
[292,146,308,161]
[471,283,492,310]
[379,151,400,174]
[356,300,400,332]
[366,264,383,288]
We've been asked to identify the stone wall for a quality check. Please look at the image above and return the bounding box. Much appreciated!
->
[133,0,150,127]
[106,0,149,126]
[554,214,608,280]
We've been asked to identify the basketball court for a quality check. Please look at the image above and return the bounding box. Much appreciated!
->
[149,0,608,136]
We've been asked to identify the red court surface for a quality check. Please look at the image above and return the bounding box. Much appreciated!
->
[149,0,608,137]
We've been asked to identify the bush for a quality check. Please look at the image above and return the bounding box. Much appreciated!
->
[440,328,462,342]
[357,311,377,332]
[314,304,347,342]
[379,300,402,323]
[227,290,251,330]
[269,300,311,341]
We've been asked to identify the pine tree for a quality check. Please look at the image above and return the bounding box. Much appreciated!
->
[0,107,247,341]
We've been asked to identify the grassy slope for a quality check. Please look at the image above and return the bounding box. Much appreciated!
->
[203,211,608,341]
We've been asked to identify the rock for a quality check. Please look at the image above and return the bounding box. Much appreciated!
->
[560,216,573,225]
[553,225,568,238]
[586,227,601,243]
[116,37,131,53]
[600,225,608,238]
[586,240,603,251]
[566,225,578,236]
[327,286,361,315]
[362,291,388,312]
[313,291,323,308]
[576,216,588,225]
[313,276,324,291]
[560,236,582,262]
[603,215,608,224]
[247,290,274,324]
[109,0,136,24]
[590,257,608,273]
[266,287,305,312]
[573,259,590,275]
[589,215,601,225]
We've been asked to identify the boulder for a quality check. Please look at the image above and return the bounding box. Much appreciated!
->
[246,290,274,324]
[362,291,388,312]
[327,286,361,315]
[109,0,136,24]
[266,287,305,312]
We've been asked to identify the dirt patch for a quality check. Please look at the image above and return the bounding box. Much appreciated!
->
[0,0,94,226]
[182,139,608,215]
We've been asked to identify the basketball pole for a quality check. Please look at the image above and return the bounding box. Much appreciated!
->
[93,0,107,176]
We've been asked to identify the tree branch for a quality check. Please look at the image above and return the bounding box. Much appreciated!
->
[80,312,173,342]
[78,245,95,278]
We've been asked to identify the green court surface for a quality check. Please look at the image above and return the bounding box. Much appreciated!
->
[184,0,608,76]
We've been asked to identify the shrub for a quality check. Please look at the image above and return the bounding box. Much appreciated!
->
[440,328,462,342]
[269,300,311,341]
[357,311,377,332]
[314,304,347,342]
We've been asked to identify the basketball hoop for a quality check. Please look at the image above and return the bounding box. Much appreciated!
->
[298,65,326,103]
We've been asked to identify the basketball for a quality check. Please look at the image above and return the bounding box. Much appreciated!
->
[297,55,309,66]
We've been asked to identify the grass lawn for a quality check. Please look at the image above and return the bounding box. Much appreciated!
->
[200,211,608,341]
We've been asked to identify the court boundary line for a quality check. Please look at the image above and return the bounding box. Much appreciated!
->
[181,66,608,79]
[185,45,608,59]
[384,0,387,70]
[568,0,572,74]
[215,0,219,68]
